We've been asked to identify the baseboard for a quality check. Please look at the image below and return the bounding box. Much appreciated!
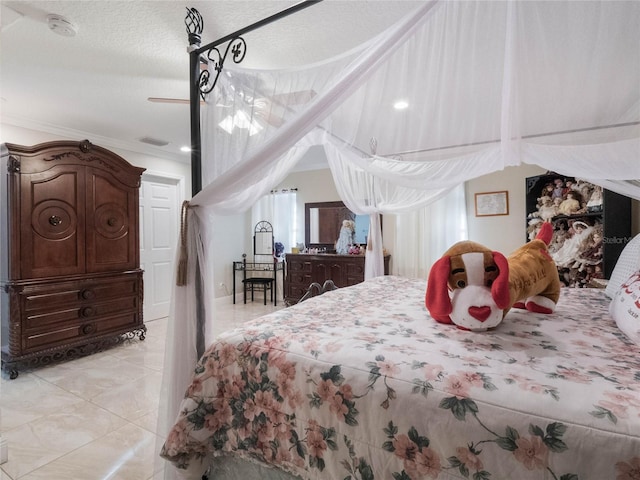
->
[0,436,8,464]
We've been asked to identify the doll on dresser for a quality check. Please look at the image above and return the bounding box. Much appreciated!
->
[335,219,355,254]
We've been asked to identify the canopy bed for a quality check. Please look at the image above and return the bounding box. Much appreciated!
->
[159,1,640,479]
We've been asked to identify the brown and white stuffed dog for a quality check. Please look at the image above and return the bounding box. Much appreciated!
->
[425,222,560,331]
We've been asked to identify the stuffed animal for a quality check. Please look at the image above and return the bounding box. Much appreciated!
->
[425,222,560,331]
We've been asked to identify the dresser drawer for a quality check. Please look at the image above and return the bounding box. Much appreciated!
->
[346,262,365,276]
[287,272,312,287]
[287,259,312,273]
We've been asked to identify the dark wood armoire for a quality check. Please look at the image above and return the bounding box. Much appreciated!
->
[1,140,146,378]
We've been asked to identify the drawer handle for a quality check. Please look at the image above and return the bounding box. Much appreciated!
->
[49,215,63,226]
[81,289,95,300]
[81,324,95,335]
[80,307,94,317]
[107,217,117,226]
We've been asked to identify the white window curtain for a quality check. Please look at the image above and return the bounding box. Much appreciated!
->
[160,3,640,477]
[251,189,298,256]
[394,184,468,279]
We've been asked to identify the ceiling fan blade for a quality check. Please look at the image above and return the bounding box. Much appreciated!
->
[254,109,285,127]
[263,90,317,106]
[147,97,205,105]
[148,97,188,104]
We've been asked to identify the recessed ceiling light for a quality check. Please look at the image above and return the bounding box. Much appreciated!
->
[180,146,191,152]
[393,100,409,110]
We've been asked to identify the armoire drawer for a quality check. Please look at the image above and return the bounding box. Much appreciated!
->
[23,313,140,352]
[24,295,139,330]
[22,276,140,312]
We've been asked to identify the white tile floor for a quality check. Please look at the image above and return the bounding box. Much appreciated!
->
[0,296,283,480]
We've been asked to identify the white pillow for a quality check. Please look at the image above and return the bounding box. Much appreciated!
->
[609,270,640,345]
[605,233,640,298]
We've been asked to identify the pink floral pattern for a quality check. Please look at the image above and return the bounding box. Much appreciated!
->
[161,276,640,479]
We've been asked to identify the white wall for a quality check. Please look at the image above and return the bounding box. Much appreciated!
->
[466,164,547,254]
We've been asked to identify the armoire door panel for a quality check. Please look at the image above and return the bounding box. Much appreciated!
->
[86,168,138,272]
[20,166,86,278]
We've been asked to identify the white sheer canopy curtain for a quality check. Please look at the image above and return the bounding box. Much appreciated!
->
[394,185,468,279]
[160,2,639,477]
[251,189,298,256]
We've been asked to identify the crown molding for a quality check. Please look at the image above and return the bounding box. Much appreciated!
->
[1,115,190,164]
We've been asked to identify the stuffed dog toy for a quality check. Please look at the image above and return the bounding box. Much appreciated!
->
[425,222,560,331]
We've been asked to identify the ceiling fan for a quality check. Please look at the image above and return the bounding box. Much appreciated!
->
[148,90,316,128]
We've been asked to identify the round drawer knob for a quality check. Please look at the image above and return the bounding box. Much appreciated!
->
[48,215,63,226]
[80,307,94,317]
[81,289,95,300]
[81,324,95,335]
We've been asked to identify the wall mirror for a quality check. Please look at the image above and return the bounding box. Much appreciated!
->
[254,221,274,256]
[304,201,380,251]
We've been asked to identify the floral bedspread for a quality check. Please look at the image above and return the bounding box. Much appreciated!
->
[161,276,640,480]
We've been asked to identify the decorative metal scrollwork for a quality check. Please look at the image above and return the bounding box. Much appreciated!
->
[199,37,247,99]
[185,7,248,100]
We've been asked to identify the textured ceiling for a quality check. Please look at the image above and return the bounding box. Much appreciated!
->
[0,0,423,164]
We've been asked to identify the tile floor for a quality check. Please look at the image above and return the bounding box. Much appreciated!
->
[0,296,283,480]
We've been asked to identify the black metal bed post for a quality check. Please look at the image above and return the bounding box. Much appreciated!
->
[185,7,203,195]
[185,8,206,358]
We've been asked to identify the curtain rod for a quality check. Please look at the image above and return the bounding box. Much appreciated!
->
[194,0,323,57]
[387,121,640,158]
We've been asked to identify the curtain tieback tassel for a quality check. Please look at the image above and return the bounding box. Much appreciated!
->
[176,200,191,286]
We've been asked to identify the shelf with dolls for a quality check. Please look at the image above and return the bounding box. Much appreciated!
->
[525,172,631,288]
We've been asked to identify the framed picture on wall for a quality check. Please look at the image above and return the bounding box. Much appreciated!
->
[475,190,509,217]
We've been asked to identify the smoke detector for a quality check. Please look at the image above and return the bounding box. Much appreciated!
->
[47,14,77,37]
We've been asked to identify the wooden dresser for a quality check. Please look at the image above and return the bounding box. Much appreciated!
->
[0,140,146,378]
[284,253,390,305]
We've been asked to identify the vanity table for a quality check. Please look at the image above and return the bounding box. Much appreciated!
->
[284,253,390,305]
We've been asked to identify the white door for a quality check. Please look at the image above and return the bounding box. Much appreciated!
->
[140,174,182,321]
